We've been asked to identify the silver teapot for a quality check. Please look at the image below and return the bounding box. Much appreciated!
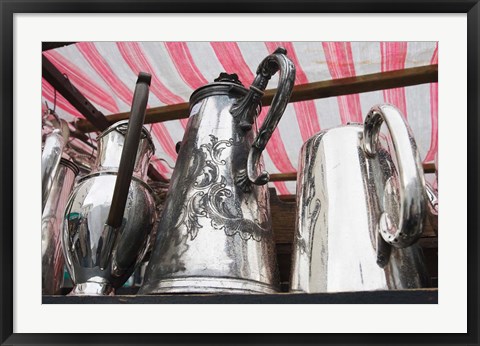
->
[290,104,430,293]
[139,47,296,295]
[61,73,157,295]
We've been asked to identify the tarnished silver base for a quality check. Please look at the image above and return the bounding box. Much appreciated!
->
[139,277,279,295]
[68,277,114,296]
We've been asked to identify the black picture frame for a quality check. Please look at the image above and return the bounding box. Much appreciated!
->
[1,1,478,345]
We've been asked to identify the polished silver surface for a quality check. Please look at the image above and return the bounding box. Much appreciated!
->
[364,104,426,248]
[62,121,156,295]
[140,48,295,295]
[41,121,69,211]
[290,104,429,293]
[42,158,79,295]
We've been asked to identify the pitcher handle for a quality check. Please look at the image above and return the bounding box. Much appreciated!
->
[363,104,426,248]
[233,47,295,190]
[98,72,151,270]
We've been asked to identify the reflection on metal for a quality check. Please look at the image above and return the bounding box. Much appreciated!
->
[41,114,70,211]
[62,122,156,295]
[290,104,430,293]
[62,72,156,296]
[42,158,79,295]
[140,48,295,295]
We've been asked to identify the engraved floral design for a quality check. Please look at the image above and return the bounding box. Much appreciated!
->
[177,135,269,241]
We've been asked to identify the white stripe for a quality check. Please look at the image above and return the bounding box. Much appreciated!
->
[358,90,385,122]
[314,97,342,131]
[276,103,305,169]
[94,42,165,108]
[350,42,382,76]
[405,84,432,160]
[186,42,228,84]
[55,45,127,114]
[292,42,330,82]
[139,42,193,101]
[405,42,437,68]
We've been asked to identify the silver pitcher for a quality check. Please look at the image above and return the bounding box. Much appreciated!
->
[290,104,430,293]
[42,113,70,211]
[42,158,79,295]
[62,73,157,295]
[139,47,296,295]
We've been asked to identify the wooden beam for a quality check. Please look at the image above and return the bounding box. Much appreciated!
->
[42,55,168,182]
[42,55,111,131]
[269,162,436,182]
[75,64,438,133]
[42,42,76,51]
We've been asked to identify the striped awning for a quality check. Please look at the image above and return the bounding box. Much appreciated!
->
[42,41,438,195]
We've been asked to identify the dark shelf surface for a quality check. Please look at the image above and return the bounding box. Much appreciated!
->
[43,288,437,304]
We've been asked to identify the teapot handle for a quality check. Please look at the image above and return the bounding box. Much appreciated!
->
[363,104,426,248]
[233,47,296,190]
[98,72,151,269]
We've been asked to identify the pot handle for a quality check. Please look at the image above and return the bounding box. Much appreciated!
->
[363,104,426,248]
[233,47,295,190]
[98,72,151,269]
[107,72,151,227]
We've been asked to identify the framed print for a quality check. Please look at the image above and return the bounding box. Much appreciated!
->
[1,1,478,345]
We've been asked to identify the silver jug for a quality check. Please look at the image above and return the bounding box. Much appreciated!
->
[290,104,430,293]
[140,47,296,295]
[62,73,157,295]
[42,158,79,295]
[41,114,70,211]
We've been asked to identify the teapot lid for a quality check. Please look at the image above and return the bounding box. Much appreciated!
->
[98,120,155,152]
[189,72,249,107]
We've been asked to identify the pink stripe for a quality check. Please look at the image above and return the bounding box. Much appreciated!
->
[74,42,176,176]
[210,42,256,85]
[265,42,321,141]
[273,181,291,195]
[210,42,297,192]
[322,42,363,123]
[425,43,438,162]
[116,42,185,105]
[116,42,188,128]
[76,42,136,107]
[150,155,171,176]
[42,78,84,118]
[380,42,408,118]
[43,51,119,114]
[150,123,178,161]
[256,107,297,173]
[164,42,209,89]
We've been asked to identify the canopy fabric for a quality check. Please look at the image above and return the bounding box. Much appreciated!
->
[42,41,438,195]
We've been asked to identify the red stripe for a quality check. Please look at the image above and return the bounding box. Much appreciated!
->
[265,42,321,141]
[116,42,188,128]
[425,43,438,162]
[322,42,363,123]
[116,42,185,105]
[43,50,120,114]
[380,42,408,118]
[76,42,136,107]
[75,42,175,174]
[210,42,256,85]
[164,42,209,90]
[273,181,291,195]
[42,78,84,118]
[210,42,297,192]
[150,155,171,176]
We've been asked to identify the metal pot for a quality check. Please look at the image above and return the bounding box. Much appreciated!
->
[139,47,296,295]
[290,104,430,293]
[61,73,156,295]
